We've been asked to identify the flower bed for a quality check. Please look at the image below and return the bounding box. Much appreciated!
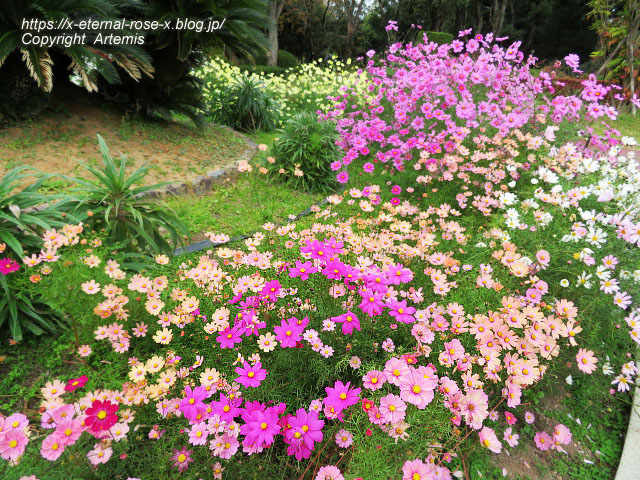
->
[0,28,639,480]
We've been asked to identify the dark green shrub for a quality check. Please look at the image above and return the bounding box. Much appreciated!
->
[66,135,188,254]
[209,76,279,131]
[277,50,299,68]
[254,49,299,68]
[264,112,340,193]
[425,31,454,45]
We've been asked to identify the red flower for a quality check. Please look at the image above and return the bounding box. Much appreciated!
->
[85,399,118,432]
[65,375,88,392]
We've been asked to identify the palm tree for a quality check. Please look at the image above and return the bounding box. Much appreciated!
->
[0,0,154,94]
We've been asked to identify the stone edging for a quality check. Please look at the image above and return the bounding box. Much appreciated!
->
[172,195,332,256]
[614,349,640,480]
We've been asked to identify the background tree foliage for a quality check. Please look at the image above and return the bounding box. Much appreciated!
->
[0,0,266,123]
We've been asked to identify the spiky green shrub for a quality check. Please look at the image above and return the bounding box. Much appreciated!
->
[209,75,280,131]
[264,112,340,193]
[0,167,70,257]
[66,135,188,254]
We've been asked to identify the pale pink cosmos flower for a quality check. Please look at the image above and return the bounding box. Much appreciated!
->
[479,426,502,453]
[552,424,572,446]
[379,394,407,424]
[524,411,536,424]
[503,427,519,447]
[0,428,29,461]
[40,433,66,461]
[362,370,386,391]
[335,429,353,448]
[401,458,432,480]
[576,348,598,374]
[534,431,552,451]
[315,465,344,480]
[87,444,113,465]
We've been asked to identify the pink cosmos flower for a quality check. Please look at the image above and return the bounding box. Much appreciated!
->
[274,318,304,348]
[0,258,20,275]
[284,408,324,460]
[362,370,386,391]
[534,431,552,451]
[315,465,344,480]
[336,172,349,184]
[379,394,407,424]
[335,429,353,448]
[358,290,385,317]
[504,427,519,447]
[576,348,598,374]
[188,422,209,446]
[479,426,502,453]
[54,418,83,447]
[333,311,361,335]
[383,357,410,386]
[87,444,112,465]
[40,433,65,461]
[504,411,517,425]
[402,458,432,480]
[387,299,416,323]
[240,406,281,448]
[5,412,29,431]
[216,325,243,349]
[552,424,572,445]
[524,411,536,424]
[398,369,435,409]
[0,428,28,461]
[170,447,194,472]
[235,361,267,388]
[289,260,317,281]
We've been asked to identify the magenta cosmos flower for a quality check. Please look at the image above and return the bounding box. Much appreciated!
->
[235,361,267,388]
[274,317,304,348]
[65,375,88,392]
[284,408,325,460]
[324,380,361,414]
[170,447,194,472]
[85,399,118,433]
[0,258,20,275]
[240,405,281,448]
[216,325,243,349]
[179,385,208,421]
[333,311,360,335]
[289,260,317,281]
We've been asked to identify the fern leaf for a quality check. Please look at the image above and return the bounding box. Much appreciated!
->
[21,48,54,92]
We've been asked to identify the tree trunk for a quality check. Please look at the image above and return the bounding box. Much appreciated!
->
[268,0,285,66]
[490,0,507,35]
[475,0,484,34]
[346,21,355,58]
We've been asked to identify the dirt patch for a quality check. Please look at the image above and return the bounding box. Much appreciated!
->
[492,387,599,479]
[0,87,249,190]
